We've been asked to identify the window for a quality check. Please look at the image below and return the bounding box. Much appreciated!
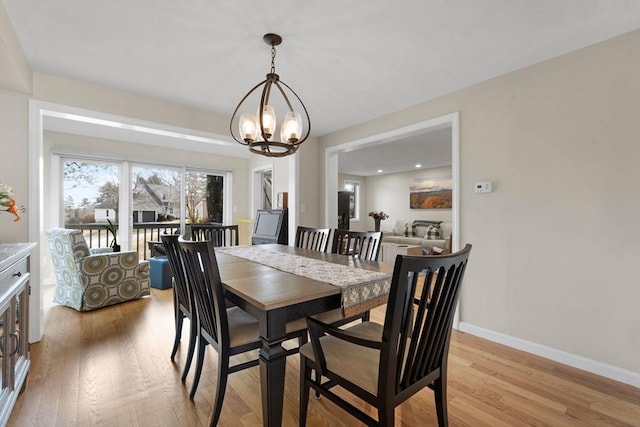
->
[60,156,227,259]
[63,160,121,227]
[185,170,224,223]
[63,160,122,248]
[132,166,182,224]
[344,180,360,221]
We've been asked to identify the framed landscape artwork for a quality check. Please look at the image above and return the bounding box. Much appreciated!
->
[410,177,452,209]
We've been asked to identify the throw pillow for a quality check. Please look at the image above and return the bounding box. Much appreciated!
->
[403,223,417,237]
[412,220,443,238]
[413,224,428,238]
[425,224,441,240]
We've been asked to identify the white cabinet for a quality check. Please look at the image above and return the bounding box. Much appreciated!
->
[380,243,423,264]
[0,243,36,426]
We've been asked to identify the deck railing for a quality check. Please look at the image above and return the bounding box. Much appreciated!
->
[66,222,181,260]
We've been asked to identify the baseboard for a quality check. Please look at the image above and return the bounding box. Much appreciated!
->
[457,322,640,388]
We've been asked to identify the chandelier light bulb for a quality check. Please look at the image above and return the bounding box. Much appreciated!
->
[239,113,258,142]
[258,105,276,139]
[281,111,302,143]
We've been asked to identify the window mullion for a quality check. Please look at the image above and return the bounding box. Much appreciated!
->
[180,167,186,234]
[120,161,132,251]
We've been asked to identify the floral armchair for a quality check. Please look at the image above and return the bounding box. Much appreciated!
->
[47,228,150,311]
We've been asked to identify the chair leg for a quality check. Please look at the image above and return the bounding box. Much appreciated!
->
[181,319,198,383]
[298,331,308,347]
[210,353,230,427]
[433,376,449,427]
[314,371,321,398]
[378,403,395,427]
[299,356,310,427]
[171,312,184,361]
[189,338,206,399]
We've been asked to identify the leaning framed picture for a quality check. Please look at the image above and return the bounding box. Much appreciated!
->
[409,177,452,209]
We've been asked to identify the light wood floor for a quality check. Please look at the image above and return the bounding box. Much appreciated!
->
[9,287,640,426]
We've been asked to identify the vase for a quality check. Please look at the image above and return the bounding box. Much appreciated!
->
[374,218,381,232]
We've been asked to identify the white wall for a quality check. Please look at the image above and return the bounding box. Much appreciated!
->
[0,90,30,242]
[297,138,320,228]
[364,166,453,233]
[338,167,453,233]
[320,30,640,379]
[0,6,31,94]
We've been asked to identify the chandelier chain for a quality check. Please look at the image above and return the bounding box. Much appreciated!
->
[270,45,277,74]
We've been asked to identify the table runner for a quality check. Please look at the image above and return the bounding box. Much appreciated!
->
[216,245,391,317]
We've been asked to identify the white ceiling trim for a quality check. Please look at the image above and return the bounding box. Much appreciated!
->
[38,101,250,158]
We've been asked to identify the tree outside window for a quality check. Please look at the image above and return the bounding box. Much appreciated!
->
[63,161,120,225]
[185,172,224,224]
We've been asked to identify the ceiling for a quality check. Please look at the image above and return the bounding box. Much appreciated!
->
[4,1,640,175]
[338,126,452,177]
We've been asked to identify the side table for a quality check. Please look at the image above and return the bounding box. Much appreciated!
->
[149,256,173,289]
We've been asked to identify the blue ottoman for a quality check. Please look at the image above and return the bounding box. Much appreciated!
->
[149,256,173,289]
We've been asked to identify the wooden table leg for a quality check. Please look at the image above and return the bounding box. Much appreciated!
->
[259,310,287,427]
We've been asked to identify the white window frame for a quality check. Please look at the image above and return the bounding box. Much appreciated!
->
[54,154,232,245]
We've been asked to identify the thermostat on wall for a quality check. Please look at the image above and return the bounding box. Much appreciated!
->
[475,181,493,193]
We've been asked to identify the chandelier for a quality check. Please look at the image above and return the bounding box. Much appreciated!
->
[229,33,311,157]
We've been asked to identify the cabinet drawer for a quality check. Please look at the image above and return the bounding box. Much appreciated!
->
[0,258,28,286]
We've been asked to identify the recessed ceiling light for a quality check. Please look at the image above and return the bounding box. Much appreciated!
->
[415,164,422,168]
[377,169,383,173]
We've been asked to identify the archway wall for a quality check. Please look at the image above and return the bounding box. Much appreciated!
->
[318,30,640,380]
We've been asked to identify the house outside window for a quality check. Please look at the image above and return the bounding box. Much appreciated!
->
[61,158,226,258]
[344,180,360,221]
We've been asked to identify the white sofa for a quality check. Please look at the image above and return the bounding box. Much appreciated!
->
[381,219,452,252]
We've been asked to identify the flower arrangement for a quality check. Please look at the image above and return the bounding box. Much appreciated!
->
[368,211,389,221]
[0,183,25,222]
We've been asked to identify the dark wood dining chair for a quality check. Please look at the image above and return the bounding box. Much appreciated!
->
[189,223,218,241]
[330,230,382,261]
[300,244,472,427]
[191,224,239,247]
[177,237,308,424]
[294,226,331,252]
[160,234,197,384]
[318,229,384,328]
[304,229,385,393]
[177,237,261,425]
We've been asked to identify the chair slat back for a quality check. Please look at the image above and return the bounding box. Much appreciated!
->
[382,244,472,394]
[295,226,330,252]
[178,238,229,346]
[191,224,239,247]
[214,225,239,247]
[160,234,192,316]
[330,229,350,255]
[330,230,382,261]
[190,223,221,242]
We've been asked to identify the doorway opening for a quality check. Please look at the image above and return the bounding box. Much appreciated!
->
[251,165,274,216]
[325,112,459,251]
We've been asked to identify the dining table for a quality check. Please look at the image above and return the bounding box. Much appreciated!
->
[214,243,393,427]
